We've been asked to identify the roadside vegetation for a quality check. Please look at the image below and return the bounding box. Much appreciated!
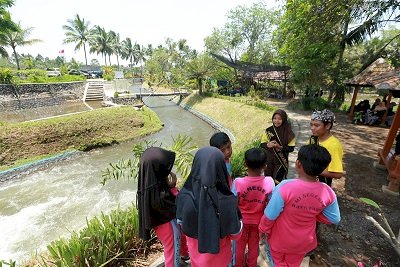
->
[0,106,162,171]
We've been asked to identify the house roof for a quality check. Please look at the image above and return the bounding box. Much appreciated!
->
[344,58,400,90]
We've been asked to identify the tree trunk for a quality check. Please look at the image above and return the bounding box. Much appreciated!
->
[83,43,88,67]
[198,78,203,95]
[12,46,20,70]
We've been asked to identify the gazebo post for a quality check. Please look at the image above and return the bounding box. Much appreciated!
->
[381,93,392,125]
[348,85,359,119]
[379,101,400,163]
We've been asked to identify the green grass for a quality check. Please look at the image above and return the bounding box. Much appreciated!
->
[0,106,162,170]
[184,95,275,149]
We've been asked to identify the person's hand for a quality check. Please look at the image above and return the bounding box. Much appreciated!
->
[267,141,277,149]
[167,171,177,188]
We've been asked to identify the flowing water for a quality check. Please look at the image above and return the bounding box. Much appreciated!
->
[0,95,216,261]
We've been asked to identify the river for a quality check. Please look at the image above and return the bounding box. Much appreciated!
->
[0,94,216,261]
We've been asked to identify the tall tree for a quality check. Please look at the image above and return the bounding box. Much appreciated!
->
[89,26,113,66]
[121,37,139,68]
[63,14,92,67]
[109,30,122,70]
[0,0,16,34]
[186,54,215,95]
[0,22,41,70]
[277,0,400,102]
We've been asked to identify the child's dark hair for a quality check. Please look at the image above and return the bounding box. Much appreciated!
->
[209,132,231,149]
[298,144,331,176]
[245,148,267,170]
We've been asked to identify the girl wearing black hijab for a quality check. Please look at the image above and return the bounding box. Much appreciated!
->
[176,147,242,267]
[260,109,295,184]
[137,147,180,267]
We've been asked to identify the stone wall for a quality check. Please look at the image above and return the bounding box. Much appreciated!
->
[0,82,85,111]
[106,95,143,106]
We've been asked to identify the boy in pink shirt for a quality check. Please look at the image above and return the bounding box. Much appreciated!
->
[232,148,275,267]
[259,144,341,267]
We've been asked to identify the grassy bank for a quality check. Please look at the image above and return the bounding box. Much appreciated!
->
[0,106,163,171]
[184,95,275,149]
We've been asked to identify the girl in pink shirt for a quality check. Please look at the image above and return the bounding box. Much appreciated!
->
[232,148,275,267]
[137,147,181,267]
[259,144,341,267]
[176,147,242,267]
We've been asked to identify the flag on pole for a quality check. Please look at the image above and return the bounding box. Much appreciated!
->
[59,49,64,54]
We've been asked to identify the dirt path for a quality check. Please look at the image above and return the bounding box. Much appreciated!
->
[267,99,399,267]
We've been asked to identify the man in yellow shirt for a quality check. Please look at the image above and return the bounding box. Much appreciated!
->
[309,109,344,186]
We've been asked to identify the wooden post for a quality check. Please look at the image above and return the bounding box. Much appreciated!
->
[348,85,359,118]
[380,99,400,163]
[381,93,392,125]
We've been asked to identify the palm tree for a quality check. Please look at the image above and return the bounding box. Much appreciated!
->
[109,30,122,70]
[89,26,113,66]
[0,22,41,70]
[121,37,136,68]
[186,54,215,95]
[62,14,92,67]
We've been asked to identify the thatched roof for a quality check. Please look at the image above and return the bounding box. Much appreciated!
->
[210,53,291,81]
[344,58,400,90]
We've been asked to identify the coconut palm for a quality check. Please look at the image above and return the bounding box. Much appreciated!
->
[109,30,122,70]
[121,37,139,68]
[0,22,41,70]
[62,14,92,67]
[89,26,113,66]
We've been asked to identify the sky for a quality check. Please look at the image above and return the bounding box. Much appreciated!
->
[7,0,279,65]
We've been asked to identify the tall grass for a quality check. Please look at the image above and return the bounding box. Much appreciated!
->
[43,205,148,267]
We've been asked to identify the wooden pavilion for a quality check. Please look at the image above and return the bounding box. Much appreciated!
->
[210,53,291,94]
[345,58,400,196]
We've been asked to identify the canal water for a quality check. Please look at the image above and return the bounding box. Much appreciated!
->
[0,95,216,261]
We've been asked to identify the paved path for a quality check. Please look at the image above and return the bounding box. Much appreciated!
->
[150,100,312,267]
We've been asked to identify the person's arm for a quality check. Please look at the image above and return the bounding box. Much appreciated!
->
[281,145,295,153]
[320,170,344,179]
[317,197,341,225]
[259,188,284,235]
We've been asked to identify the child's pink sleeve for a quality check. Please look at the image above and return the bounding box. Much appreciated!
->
[258,215,274,235]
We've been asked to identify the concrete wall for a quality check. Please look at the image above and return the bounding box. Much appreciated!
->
[0,82,85,111]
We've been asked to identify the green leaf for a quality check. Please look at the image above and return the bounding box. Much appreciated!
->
[359,197,381,209]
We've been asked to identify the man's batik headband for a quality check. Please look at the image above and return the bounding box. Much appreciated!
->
[311,109,335,123]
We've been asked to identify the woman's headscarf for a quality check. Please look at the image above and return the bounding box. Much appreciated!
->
[137,147,176,241]
[176,147,241,254]
[271,109,295,145]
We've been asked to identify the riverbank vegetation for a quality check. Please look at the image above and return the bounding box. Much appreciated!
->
[185,94,275,149]
[0,106,163,171]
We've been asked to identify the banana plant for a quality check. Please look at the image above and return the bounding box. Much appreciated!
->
[359,197,400,256]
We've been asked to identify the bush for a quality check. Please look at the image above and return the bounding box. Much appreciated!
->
[231,139,261,178]
[44,205,148,266]
[103,66,114,81]
[0,68,13,84]
[288,97,333,111]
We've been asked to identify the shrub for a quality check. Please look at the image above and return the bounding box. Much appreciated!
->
[0,68,13,84]
[103,66,114,81]
[113,91,119,98]
[231,139,261,178]
[44,205,148,266]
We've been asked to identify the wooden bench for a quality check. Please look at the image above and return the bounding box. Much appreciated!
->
[378,149,400,195]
